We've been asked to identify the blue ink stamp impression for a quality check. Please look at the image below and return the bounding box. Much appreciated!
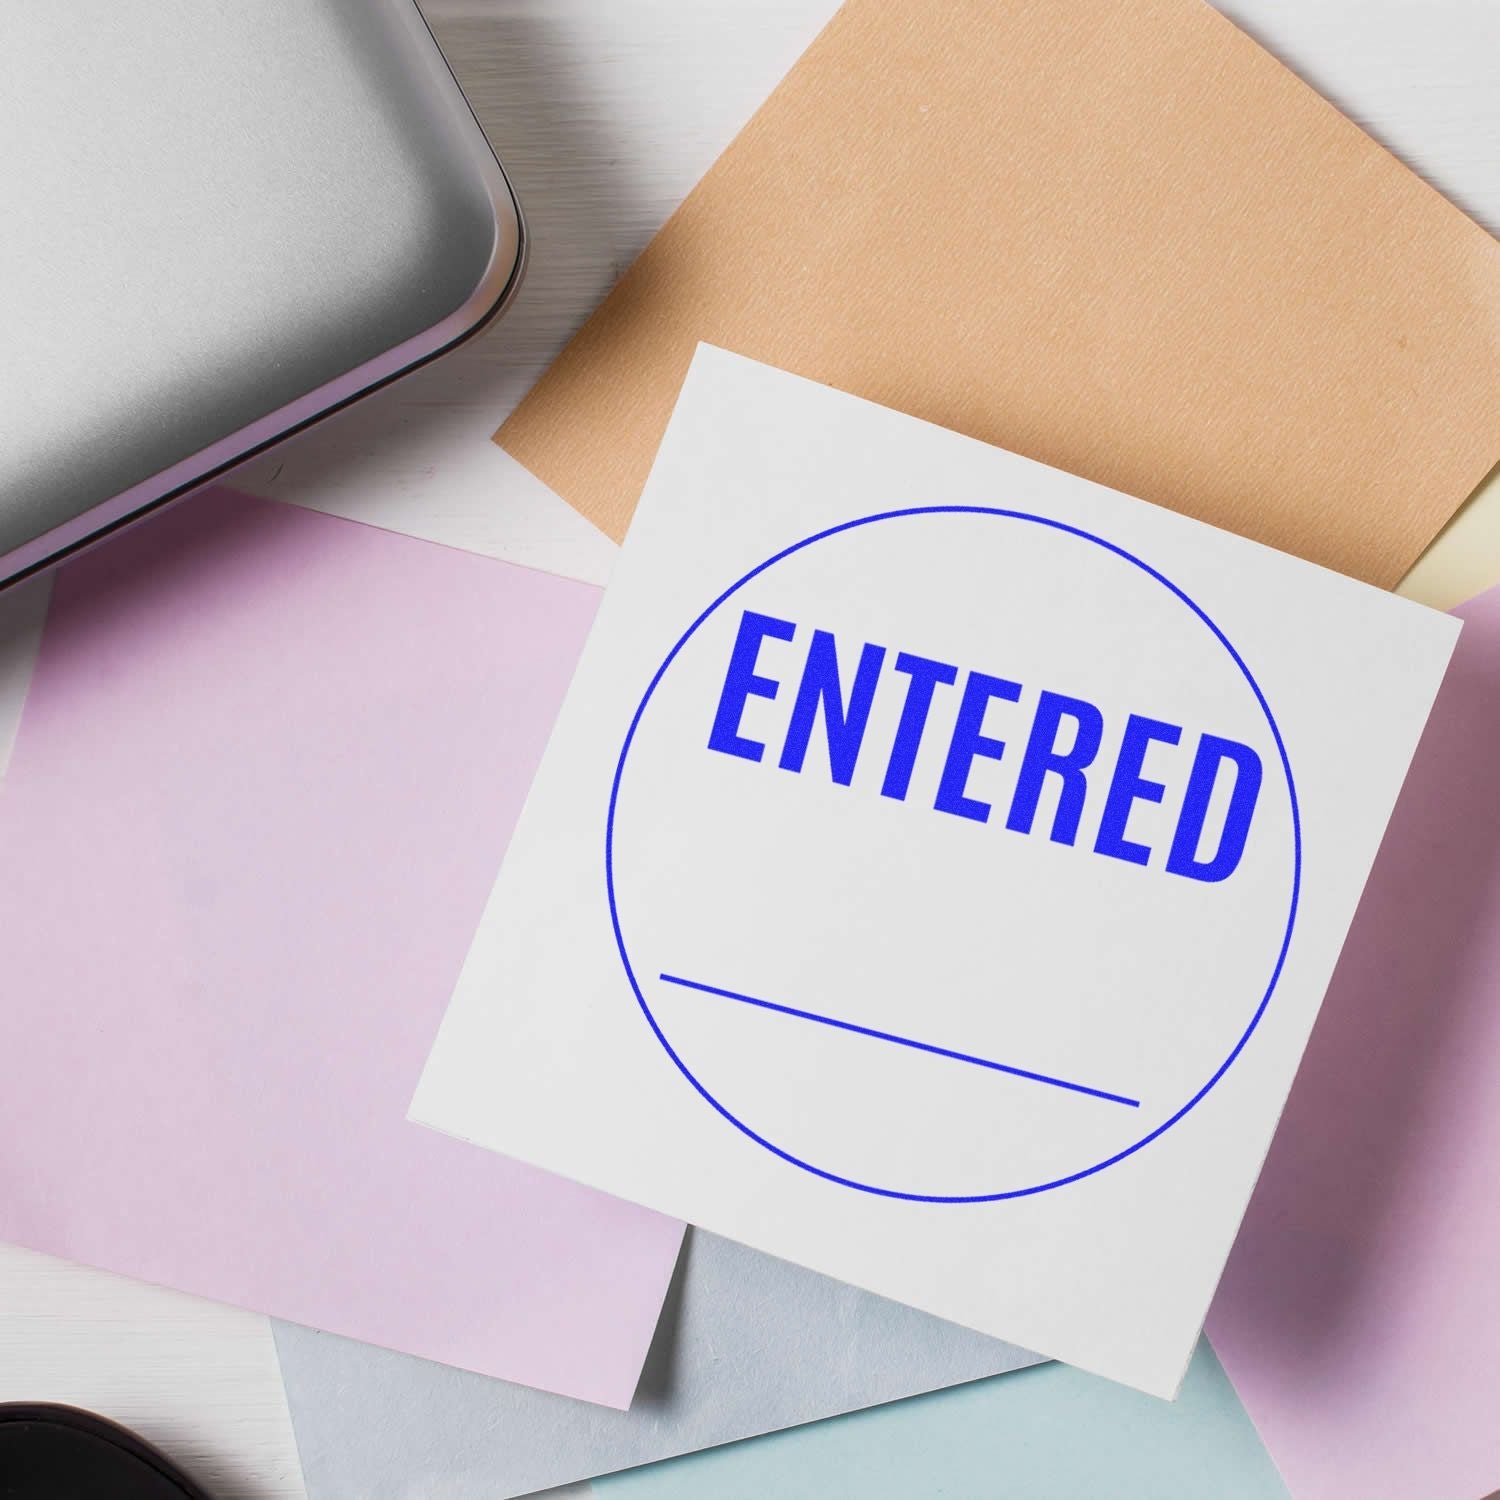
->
[606,507,1300,1202]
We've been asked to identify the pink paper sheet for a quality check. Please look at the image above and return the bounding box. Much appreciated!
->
[0,489,681,1409]
[1209,585,1500,1498]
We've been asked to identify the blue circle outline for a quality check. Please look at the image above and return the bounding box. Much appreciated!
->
[605,506,1302,1203]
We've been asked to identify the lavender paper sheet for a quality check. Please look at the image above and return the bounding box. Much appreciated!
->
[0,490,682,1409]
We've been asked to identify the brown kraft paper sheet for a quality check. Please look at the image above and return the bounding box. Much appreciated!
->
[497,0,1500,587]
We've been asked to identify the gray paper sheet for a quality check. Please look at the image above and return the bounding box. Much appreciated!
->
[273,1230,1040,1499]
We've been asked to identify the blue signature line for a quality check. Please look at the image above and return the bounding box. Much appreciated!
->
[657,973,1140,1109]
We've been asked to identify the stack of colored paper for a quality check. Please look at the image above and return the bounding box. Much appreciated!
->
[0,0,1497,1497]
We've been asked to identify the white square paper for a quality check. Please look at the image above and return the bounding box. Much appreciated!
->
[413,348,1458,1396]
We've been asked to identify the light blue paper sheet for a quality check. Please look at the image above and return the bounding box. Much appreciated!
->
[595,1338,1288,1499]
[274,1230,1038,1500]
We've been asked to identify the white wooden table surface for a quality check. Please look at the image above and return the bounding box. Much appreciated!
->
[0,3,1495,1497]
